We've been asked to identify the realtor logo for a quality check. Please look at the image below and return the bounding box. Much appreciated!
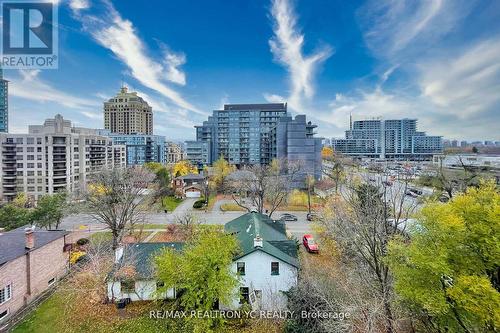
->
[0,1,58,69]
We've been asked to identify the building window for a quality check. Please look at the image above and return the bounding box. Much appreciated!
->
[0,284,12,304]
[237,262,245,275]
[239,287,249,304]
[0,309,8,321]
[121,281,135,293]
[48,278,55,286]
[271,262,279,275]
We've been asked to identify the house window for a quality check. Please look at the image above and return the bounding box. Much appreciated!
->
[237,262,245,275]
[0,284,12,304]
[121,281,135,293]
[48,278,55,286]
[239,287,249,304]
[271,262,280,275]
[0,309,8,321]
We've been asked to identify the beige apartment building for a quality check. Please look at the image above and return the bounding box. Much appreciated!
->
[0,115,126,203]
[166,141,184,164]
[104,86,153,135]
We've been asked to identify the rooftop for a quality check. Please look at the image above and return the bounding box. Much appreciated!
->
[224,212,298,267]
[112,242,184,280]
[0,228,69,266]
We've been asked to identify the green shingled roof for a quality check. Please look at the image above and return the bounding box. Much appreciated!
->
[113,242,184,280]
[224,212,299,268]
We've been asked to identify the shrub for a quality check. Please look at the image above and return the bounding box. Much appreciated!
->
[76,238,89,246]
[288,189,308,206]
[192,199,205,209]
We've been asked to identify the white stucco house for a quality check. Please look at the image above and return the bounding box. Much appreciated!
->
[107,242,183,302]
[106,212,299,310]
[224,212,299,310]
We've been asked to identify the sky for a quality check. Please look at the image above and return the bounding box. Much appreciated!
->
[5,0,500,141]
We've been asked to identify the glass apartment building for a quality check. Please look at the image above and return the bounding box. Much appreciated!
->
[98,130,166,166]
[193,103,288,165]
[0,69,8,133]
[187,103,323,185]
[331,117,443,159]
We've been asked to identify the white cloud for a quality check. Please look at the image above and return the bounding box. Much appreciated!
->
[163,50,186,86]
[80,110,102,120]
[8,70,99,109]
[418,38,500,117]
[70,0,203,114]
[69,0,89,10]
[268,0,332,111]
[358,0,474,59]
[263,93,286,103]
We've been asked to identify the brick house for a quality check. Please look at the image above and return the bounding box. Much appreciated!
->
[0,227,69,325]
[172,173,207,198]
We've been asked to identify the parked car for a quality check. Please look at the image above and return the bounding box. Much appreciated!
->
[279,213,298,222]
[306,213,319,221]
[405,190,418,198]
[302,234,319,253]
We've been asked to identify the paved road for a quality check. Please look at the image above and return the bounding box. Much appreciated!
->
[61,201,312,239]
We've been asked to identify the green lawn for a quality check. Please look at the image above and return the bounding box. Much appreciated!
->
[13,286,282,333]
[161,196,183,212]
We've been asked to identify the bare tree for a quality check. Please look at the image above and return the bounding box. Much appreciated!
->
[83,167,155,250]
[318,170,419,333]
[227,159,301,217]
[323,153,346,194]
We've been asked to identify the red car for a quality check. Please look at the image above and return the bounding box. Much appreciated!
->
[302,234,319,253]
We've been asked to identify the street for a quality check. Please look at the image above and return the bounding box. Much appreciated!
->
[60,199,312,240]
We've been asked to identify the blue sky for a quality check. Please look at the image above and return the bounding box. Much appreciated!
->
[5,0,500,141]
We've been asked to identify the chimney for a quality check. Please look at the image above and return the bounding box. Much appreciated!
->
[115,246,124,263]
[254,235,263,248]
[25,228,35,249]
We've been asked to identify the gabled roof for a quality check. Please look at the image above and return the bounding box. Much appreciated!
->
[0,228,69,266]
[175,173,206,181]
[224,212,299,268]
[112,242,184,280]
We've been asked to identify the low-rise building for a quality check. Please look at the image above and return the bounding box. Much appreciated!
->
[0,228,69,325]
[0,115,126,202]
[106,212,298,310]
[224,212,298,310]
[172,173,207,198]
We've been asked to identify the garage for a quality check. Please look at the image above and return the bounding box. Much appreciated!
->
[185,186,201,198]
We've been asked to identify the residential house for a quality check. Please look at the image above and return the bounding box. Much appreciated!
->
[106,212,298,311]
[107,242,183,302]
[172,173,207,198]
[224,212,298,310]
[0,228,69,325]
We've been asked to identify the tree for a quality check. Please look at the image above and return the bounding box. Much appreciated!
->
[156,229,239,333]
[228,159,301,217]
[387,181,500,332]
[305,175,315,214]
[145,162,173,199]
[323,154,345,194]
[210,156,235,193]
[83,167,155,250]
[0,204,32,231]
[173,160,198,177]
[32,193,67,230]
[318,170,419,332]
[321,146,333,159]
